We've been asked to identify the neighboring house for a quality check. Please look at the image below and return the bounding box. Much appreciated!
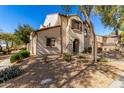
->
[96,35,118,51]
[29,13,90,55]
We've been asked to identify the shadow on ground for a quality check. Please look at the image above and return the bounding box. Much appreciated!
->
[0,55,123,88]
[0,55,10,61]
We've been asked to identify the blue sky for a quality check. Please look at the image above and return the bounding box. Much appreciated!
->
[0,5,113,35]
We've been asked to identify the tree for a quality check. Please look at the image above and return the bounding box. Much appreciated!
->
[120,31,124,44]
[14,24,33,45]
[62,5,97,63]
[0,32,15,49]
[95,6,124,44]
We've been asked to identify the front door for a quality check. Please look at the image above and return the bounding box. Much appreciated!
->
[73,39,79,53]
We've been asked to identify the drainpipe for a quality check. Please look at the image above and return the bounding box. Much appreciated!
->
[60,15,63,54]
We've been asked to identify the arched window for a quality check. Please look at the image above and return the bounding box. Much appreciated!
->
[71,19,82,31]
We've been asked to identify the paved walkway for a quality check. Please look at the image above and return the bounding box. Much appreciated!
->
[109,72,124,88]
[109,59,124,88]
[0,56,11,71]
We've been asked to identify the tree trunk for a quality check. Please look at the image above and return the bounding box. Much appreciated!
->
[6,41,9,49]
[81,6,97,64]
[84,20,97,63]
[11,42,14,48]
[88,22,97,63]
[114,27,119,56]
[0,45,2,52]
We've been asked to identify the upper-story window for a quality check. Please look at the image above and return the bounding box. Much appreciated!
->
[46,37,55,47]
[71,19,82,31]
[84,29,88,37]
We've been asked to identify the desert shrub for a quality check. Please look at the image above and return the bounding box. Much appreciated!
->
[0,65,21,83]
[2,48,12,54]
[2,49,8,54]
[10,53,20,63]
[87,47,92,53]
[10,50,30,63]
[20,47,26,50]
[97,47,102,53]
[41,54,48,63]
[39,52,48,63]
[82,48,88,53]
[0,52,3,55]
[97,56,108,62]
[83,47,92,53]
[19,50,30,59]
[78,54,87,59]
[63,53,72,62]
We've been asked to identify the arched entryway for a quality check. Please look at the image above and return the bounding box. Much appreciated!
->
[73,39,79,53]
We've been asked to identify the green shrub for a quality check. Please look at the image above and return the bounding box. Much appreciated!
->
[63,53,72,62]
[97,56,108,62]
[78,54,87,59]
[20,47,26,50]
[87,47,92,53]
[83,47,92,53]
[19,50,30,59]
[41,54,48,63]
[2,49,8,54]
[10,50,30,63]
[97,47,102,53]
[10,53,20,63]
[0,65,21,83]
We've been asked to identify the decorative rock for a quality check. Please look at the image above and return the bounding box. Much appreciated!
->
[41,78,52,84]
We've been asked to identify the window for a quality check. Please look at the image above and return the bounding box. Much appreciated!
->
[84,29,88,37]
[71,19,82,31]
[46,38,55,47]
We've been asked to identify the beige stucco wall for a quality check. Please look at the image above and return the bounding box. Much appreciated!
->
[105,37,117,44]
[43,13,60,27]
[96,35,103,43]
[65,15,84,53]
[30,32,37,55]
[30,14,85,55]
[103,45,116,51]
[36,27,61,55]
[60,15,68,53]
[96,35,103,48]
[50,14,84,54]
[96,35,117,51]
[84,24,91,49]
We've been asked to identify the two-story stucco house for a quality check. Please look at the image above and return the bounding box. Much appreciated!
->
[96,35,118,51]
[29,13,91,55]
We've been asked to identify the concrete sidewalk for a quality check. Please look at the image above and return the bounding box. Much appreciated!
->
[109,71,124,88]
[0,57,11,71]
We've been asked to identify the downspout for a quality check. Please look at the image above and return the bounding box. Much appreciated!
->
[60,15,63,54]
